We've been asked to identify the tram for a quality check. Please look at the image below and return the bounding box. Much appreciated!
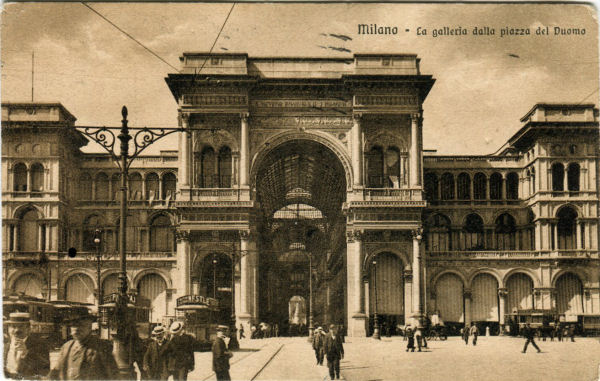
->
[98,292,151,340]
[175,294,220,343]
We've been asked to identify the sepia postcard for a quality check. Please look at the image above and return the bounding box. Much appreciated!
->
[1,1,599,380]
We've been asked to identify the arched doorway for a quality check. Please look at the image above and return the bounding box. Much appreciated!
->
[471,274,499,333]
[137,273,167,323]
[12,273,44,298]
[65,274,95,304]
[196,253,232,323]
[556,273,584,316]
[435,273,465,328]
[254,139,347,332]
[368,252,404,335]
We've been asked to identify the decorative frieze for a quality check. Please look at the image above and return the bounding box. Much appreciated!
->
[250,99,351,109]
[354,95,418,107]
[251,116,352,129]
[182,94,247,107]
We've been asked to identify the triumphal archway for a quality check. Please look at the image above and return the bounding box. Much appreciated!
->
[166,52,433,336]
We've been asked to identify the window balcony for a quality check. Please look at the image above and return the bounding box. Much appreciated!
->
[353,188,423,201]
[427,250,598,260]
[185,187,249,201]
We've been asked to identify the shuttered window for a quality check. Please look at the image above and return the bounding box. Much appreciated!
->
[506,273,534,312]
[369,252,404,315]
[471,274,499,322]
[556,273,584,315]
[13,274,43,298]
[138,274,167,323]
[65,274,95,304]
[435,273,464,323]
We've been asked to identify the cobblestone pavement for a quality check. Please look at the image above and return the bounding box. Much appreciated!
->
[51,335,600,380]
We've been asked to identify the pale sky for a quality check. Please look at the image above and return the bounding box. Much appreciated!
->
[2,2,598,154]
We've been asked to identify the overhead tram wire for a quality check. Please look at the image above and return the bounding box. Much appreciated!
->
[191,2,236,83]
[80,2,180,73]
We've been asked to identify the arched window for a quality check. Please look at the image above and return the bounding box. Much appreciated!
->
[557,207,577,250]
[19,209,39,252]
[463,213,484,250]
[30,163,44,193]
[218,146,232,188]
[424,173,438,201]
[145,173,160,200]
[489,173,502,200]
[83,215,103,251]
[111,173,120,200]
[457,172,470,200]
[162,172,177,200]
[530,167,536,193]
[495,213,516,250]
[13,163,28,191]
[386,147,401,187]
[366,146,384,188]
[567,163,580,191]
[138,274,167,323]
[95,172,109,200]
[473,173,486,200]
[426,214,452,251]
[552,163,564,191]
[201,147,216,188]
[506,172,519,200]
[79,173,92,200]
[150,215,173,252]
[441,173,455,200]
[129,172,143,200]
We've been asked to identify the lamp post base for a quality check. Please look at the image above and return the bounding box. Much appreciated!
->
[372,327,381,340]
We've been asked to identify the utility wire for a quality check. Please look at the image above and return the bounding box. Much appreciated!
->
[192,3,236,83]
[80,2,180,73]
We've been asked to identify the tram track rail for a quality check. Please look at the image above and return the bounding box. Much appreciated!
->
[249,343,285,381]
[201,342,271,381]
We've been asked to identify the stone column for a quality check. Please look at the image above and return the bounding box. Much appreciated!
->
[486,176,491,200]
[498,288,507,327]
[238,230,257,330]
[411,228,423,320]
[352,114,363,188]
[404,271,413,324]
[553,223,559,250]
[240,113,250,188]
[576,222,583,250]
[346,230,366,336]
[410,113,420,187]
[535,222,542,251]
[179,113,191,188]
[175,231,191,297]
[464,289,472,326]
[563,166,568,191]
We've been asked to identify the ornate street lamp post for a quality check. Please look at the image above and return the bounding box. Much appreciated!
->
[308,252,314,341]
[213,256,218,299]
[93,229,103,310]
[372,257,380,340]
[228,250,239,350]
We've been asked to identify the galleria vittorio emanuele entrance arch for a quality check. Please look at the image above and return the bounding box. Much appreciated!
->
[253,139,348,334]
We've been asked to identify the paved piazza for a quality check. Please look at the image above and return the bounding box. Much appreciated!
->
[186,336,600,381]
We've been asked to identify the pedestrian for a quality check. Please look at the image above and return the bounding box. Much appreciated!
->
[274,323,279,338]
[339,323,346,343]
[324,324,344,380]
[405,327,415,352]
[48,309,118,380]
[143,325,169,381]
[251,324,257,339]
[415,327,423,352]
[521,323,541,353]
[165,321,197,380]
[239,324,245,340]
[212,325,233,381]
[312,327,325,365]
[568,325,576,342]
[3,312,51,380]
[556,324,563,342]
[462,325,470,345]
[469,323,479,346]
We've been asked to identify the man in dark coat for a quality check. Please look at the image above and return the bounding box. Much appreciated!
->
[143,325,169,380]
[521,323,541,353]
[312,327,325,365]
[164,321,196,381]
[48,310,118,380]
[3,312,51,380]
[212,325,233,381]
[324,324,344,380]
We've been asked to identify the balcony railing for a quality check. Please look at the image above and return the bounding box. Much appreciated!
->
[188,188,246,201]
[427,250,598,259]
[361,188,422,201]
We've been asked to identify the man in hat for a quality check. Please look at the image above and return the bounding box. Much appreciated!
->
[49,309,118,380]
[3,312,51,380]
[324,324,344,380]
[312,327,325,366]
[143,325,169,380]
[164,321,196,381]
[212,325,233,381]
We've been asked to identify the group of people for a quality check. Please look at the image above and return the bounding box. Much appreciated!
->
[243,322,279,339]
[311,324,345,380]
[540,324,577,342]
[2,309,221,381]
[404,326,428,352]
[461,322,480,346]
